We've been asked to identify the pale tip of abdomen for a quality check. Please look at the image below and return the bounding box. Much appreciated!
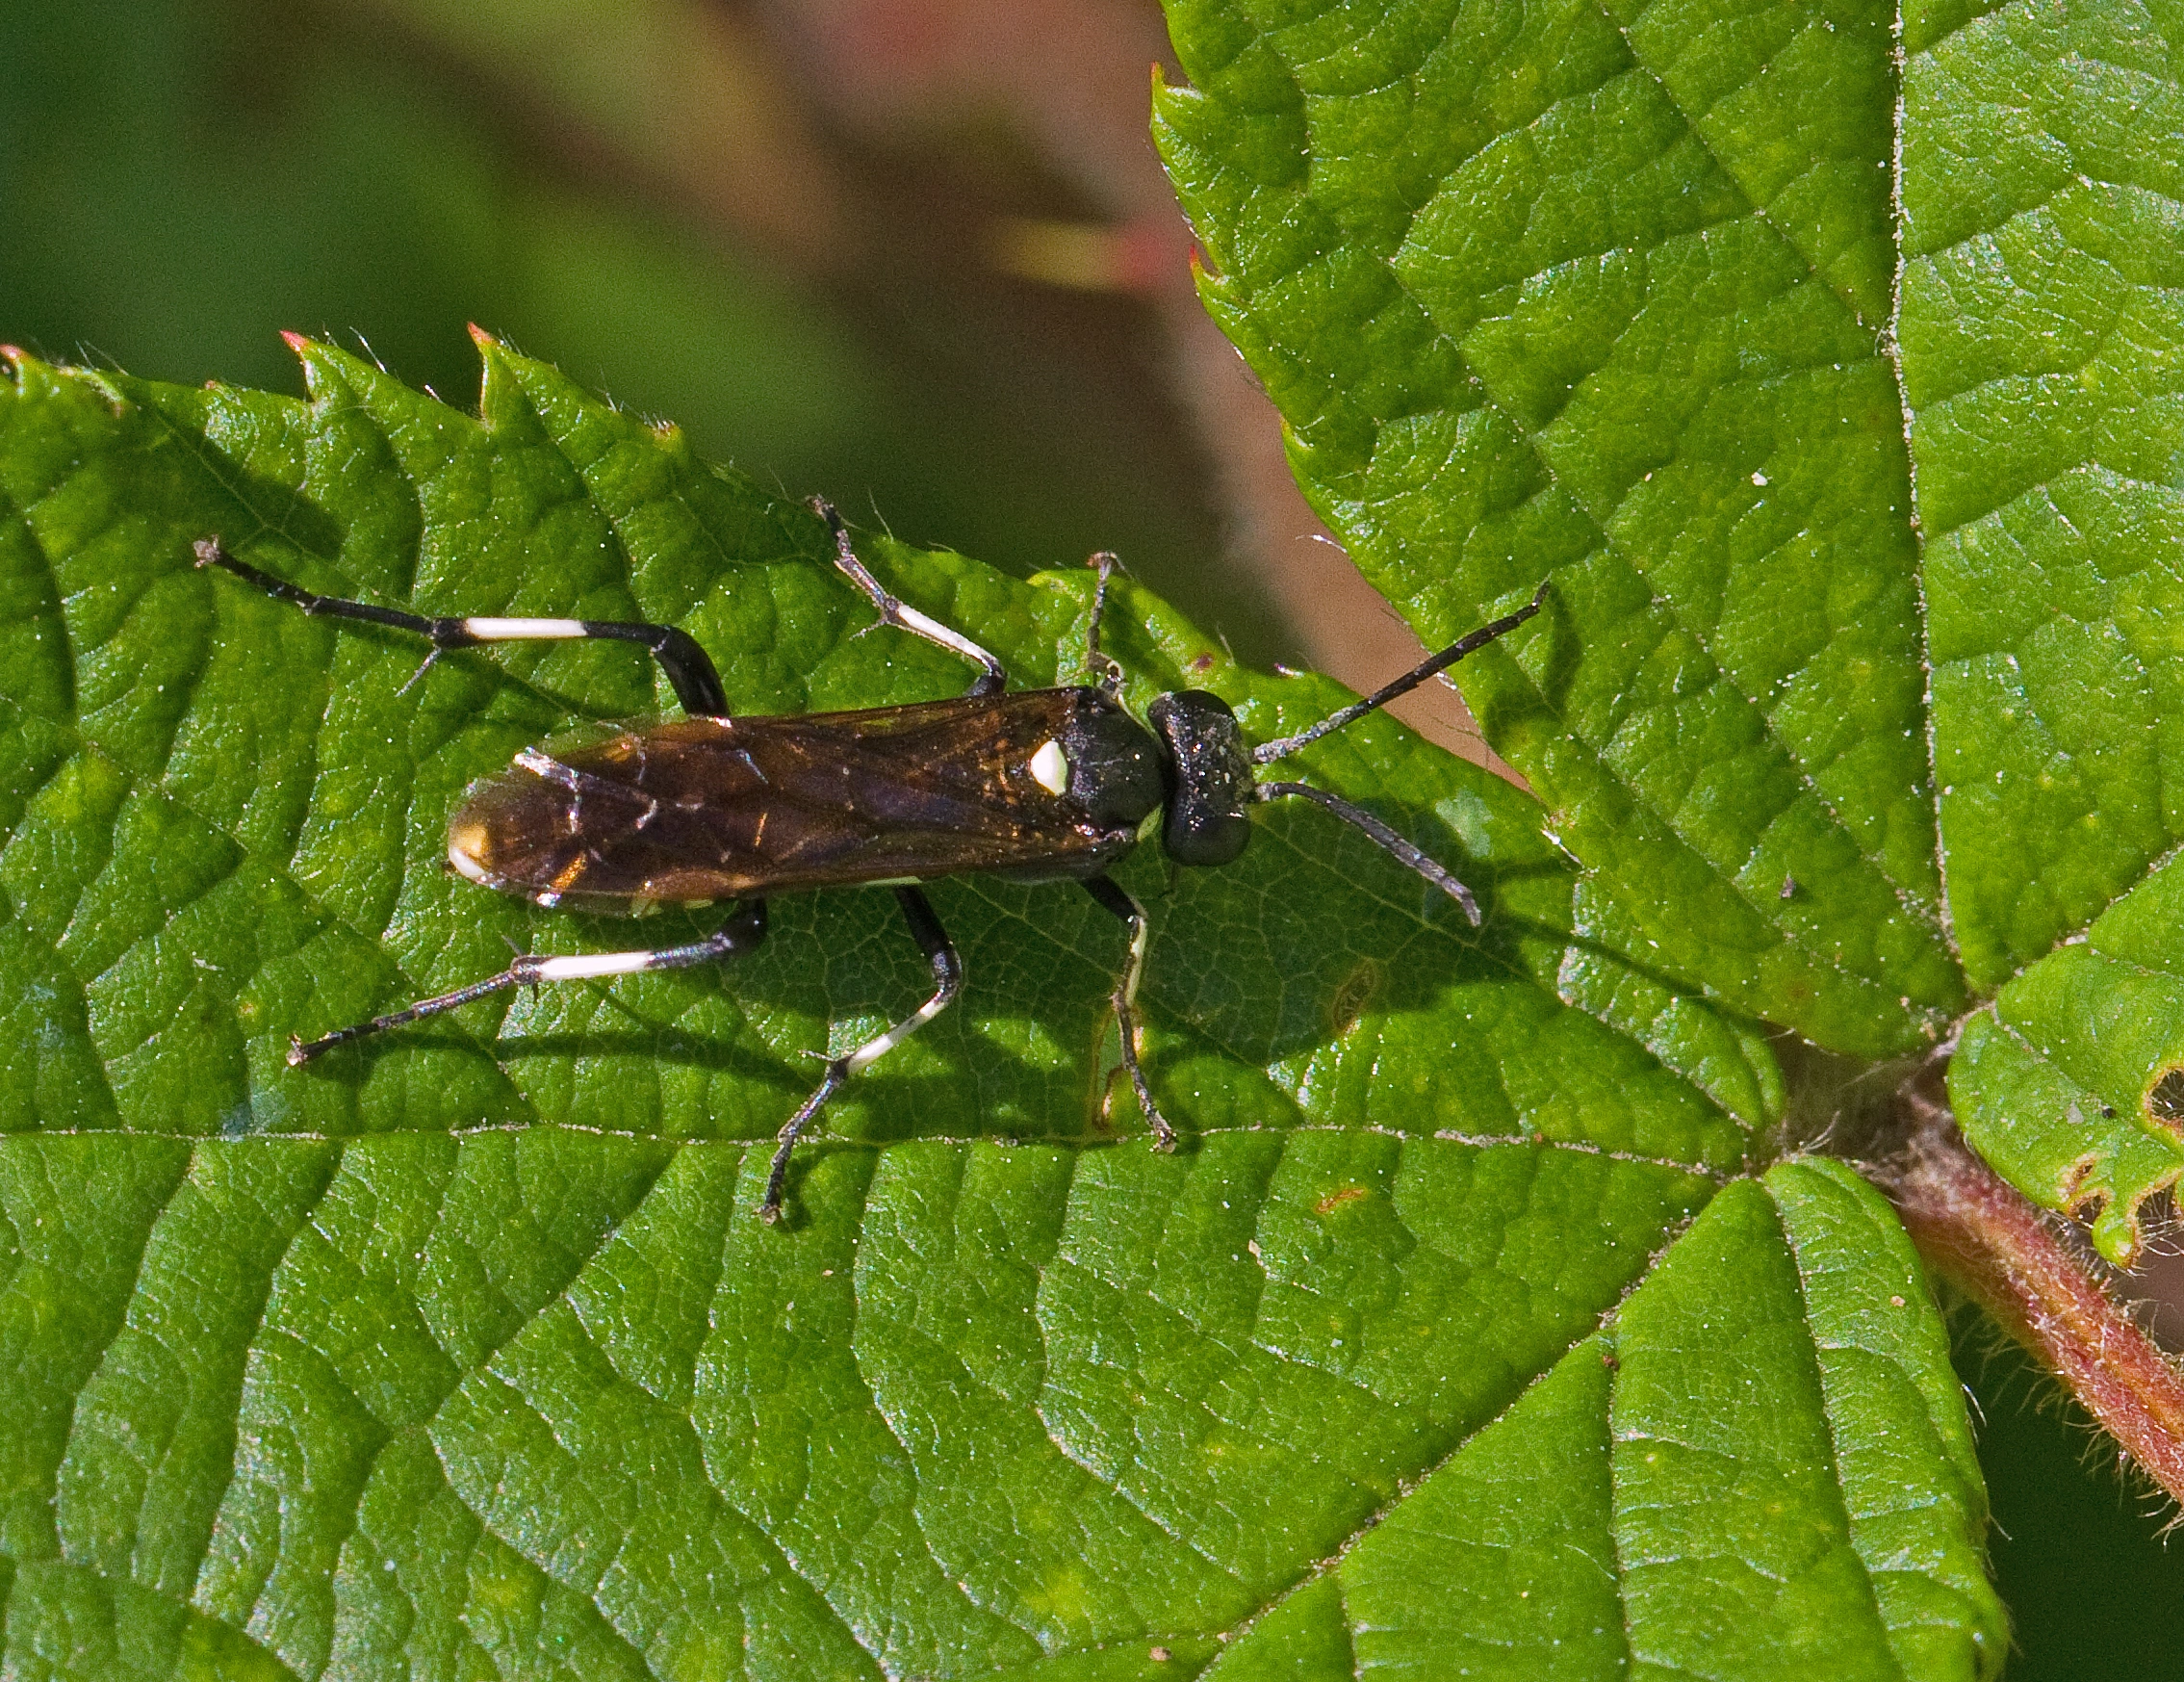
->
[447,820,501,889]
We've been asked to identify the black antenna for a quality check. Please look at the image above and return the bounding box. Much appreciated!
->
[1249,578,1551,766]
[1253,782,1482,923]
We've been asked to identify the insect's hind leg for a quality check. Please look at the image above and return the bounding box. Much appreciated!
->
[762,885,963,1224]
[288,900,769,1063]
[1082,874,1177,1152]
[193,538,731,716]
[809,500,1009,698]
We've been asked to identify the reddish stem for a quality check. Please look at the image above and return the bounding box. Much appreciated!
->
[1872,1084,2184,1501]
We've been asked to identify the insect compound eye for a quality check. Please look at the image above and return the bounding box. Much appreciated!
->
[1148,690,1252,867]
[1060,694,1169,830]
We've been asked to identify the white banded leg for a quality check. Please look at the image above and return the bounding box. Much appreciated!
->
[1083,874,1176,1151]
[810,500,1009,698]
[193,538,731,715]
[288,901,769,1063]
[761,885,962,1223]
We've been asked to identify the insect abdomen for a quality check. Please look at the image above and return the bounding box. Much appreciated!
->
[449,693,1160,911]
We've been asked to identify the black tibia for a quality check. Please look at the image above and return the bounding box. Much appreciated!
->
[1083,552,1123,694]
[761,886,963,1223]
[809,499,1010,698]
[193,538,731,716]
[287,899,769,1063]
[1083,873,1176,1152]
[539,622,727,717]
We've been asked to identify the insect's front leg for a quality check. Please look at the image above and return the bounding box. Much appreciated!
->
[761,885,963,1224]
[193,538,732,716]
[288,900,769,1062]
[1082,874,1178,1152]
[810,500,1010,698]
[1082,551,1124,696]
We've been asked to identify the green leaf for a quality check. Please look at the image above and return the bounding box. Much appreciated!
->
[1157,0,2184,1281]
[1143,0,2184,1659]
[1894,0,2184,1260]
[1949,857,2184,1261]
[1156,0,1962,1063]
[0,341,1763,1163]
[0,1123,2004,1679]
[0,336,2005,1677]
[13,0,2126,1649]
[1199,1162,2000,1680]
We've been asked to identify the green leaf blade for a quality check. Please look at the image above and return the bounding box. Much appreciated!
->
[1901,0,2184,991]
[0,331,1873,1672]
[1765,1159,2002,1676]
[1951,852,2184,1261]
[1895,0,2184,1257]
[0,341,1766,1172]
[1191,1160,2002,1682]
[1322,1335,1627,1682]
[0,1130,1721,1678]
[1156,0,1963,1058]
[1605,0,1899,328]
[1608,1178,1902,1680]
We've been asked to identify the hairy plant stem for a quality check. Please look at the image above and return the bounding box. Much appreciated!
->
[1870,1070,2184,1502]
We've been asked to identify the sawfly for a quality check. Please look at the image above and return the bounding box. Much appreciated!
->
[196,503,1546,1221]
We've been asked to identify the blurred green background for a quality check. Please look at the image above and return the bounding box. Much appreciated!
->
[0,0,1287,660]
[1972,1327,2184,1681]
[7,2,2184,1672]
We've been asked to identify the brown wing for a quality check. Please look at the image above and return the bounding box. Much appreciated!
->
[447,688,1162,912]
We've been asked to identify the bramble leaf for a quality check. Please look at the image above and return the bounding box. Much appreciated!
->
[1156,0,1958,1068]
[1156,0,2184,1279]
[0,338,2004,1679]
[25,0,2162,1649]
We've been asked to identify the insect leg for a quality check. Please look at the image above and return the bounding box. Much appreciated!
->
[809,499,1010,697]
[193,538,731,716]
[1083,552,1124,696]
[1081,874,1177,1152]
[762,885,963,1223]
[288,899,769,1062]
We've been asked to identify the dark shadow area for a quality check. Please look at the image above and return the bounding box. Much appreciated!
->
[1960,1320,2184,1682]
[1143,806,1572,1070]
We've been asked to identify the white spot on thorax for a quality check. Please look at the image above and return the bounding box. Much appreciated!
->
[1030,738,1069,794]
